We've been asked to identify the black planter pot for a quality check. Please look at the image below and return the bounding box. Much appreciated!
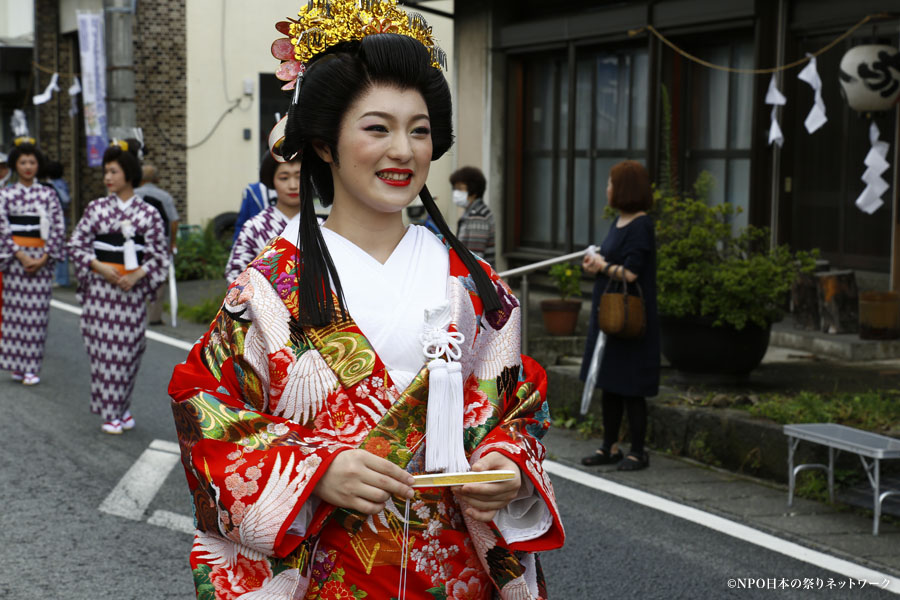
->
[660,315,771,375]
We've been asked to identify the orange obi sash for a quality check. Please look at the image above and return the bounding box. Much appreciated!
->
[99,262,138,276]
[12,235,45,248]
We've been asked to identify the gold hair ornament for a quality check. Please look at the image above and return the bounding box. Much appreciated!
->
[14,136,37,147]
[110,139,129,152]
[271,0,446,92]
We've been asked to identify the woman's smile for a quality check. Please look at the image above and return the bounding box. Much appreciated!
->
[377,168,413,186]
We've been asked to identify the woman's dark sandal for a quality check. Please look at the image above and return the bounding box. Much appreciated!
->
[581,448,623,466]
[617,452,649,471]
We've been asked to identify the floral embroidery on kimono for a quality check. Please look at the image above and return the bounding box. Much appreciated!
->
[170,235,565,599]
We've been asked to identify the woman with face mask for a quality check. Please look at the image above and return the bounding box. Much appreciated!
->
[68,140,169,434]
[0,139,67,386]
[225,153,302,282]
[451,166,494,267]
[168,2,564,597]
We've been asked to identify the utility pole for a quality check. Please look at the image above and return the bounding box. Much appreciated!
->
[104,0,136,140]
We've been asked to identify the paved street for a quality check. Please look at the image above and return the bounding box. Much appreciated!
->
[1,300,896,599]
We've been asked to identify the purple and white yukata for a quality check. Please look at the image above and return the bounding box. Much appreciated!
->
[0,182,66,375]
[68,195,169,421]
[224,205,290,282]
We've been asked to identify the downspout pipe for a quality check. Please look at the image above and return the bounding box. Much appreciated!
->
[104,0,138,140]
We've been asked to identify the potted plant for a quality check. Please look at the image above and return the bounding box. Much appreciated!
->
[656,172,817,375]
[540,263,583,336]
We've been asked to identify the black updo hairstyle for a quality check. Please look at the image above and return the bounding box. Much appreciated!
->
[259,150,301,189]
[102,138,144,187]
[282,33,501,327]
[7,142,46,179]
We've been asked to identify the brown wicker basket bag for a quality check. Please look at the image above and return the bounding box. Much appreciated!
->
[597,277,646,339]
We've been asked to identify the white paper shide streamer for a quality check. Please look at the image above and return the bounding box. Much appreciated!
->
[33,72,60,106]
[68,76,82,117]
[855,122,891,215]
[421,301,469,474]
[765,74,786,147]
[797,55,827,134]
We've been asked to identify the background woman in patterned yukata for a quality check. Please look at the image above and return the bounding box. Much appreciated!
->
[168,1,564,598]
[0,140,67,386]
[68,140,169,434]
[225,152,302,282]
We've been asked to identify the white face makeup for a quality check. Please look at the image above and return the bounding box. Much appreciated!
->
[15,154,38,184]
[273,161,302,210]
[320,84,433,217]
[104,161,130,197]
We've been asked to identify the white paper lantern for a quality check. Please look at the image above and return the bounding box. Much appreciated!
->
[839,44,900,112]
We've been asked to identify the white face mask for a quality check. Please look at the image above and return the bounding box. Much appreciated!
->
[452,189,469,207]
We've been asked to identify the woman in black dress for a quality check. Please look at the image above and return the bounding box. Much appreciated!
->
[580,160,660,471]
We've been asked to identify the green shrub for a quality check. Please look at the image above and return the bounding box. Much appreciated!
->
[175,222,230,281]
[180,298,223,325]
[164,298,223,325]
[655,173,817,330]
[747,390,900,435]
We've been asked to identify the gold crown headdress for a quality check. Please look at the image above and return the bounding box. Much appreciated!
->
[271,0,446,91]
[269,0,446,161]
[13,136,37,147]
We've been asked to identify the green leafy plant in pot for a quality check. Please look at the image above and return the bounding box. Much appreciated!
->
[656,172,817,374]
[540,262,583,336]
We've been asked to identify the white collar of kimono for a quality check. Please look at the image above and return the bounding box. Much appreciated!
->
[116,194,136,210]
[272,206,293,222]
[280,220,450,391]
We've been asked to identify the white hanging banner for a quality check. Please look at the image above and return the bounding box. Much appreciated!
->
[33,72,60,105]
[855,122,891,215]
[765,74,786,147]
[77,11,109,167]
[797,55,827,134]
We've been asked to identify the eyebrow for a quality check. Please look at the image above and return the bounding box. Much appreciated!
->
[358,111,430,122]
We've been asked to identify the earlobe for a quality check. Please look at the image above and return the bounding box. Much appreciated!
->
[312,141,334,164]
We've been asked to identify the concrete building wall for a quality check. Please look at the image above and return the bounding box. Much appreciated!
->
[454,0,504,268]
[34,0,458,229]
[34,0,88,223]
[1,0,33,40]
[185,0,457,227]
[134,0,187,218]
[34,0,186,221]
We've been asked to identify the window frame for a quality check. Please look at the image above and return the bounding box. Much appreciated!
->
[508,42,651,255]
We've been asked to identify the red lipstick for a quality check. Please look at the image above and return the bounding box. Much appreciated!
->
[377,168,413,187]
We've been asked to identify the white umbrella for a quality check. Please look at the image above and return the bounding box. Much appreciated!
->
[580,331,606,415]
[168,259,178,328]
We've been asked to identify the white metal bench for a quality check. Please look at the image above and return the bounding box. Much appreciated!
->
[784,423,900,535]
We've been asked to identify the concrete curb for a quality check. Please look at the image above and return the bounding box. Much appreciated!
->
[546,364,900,486]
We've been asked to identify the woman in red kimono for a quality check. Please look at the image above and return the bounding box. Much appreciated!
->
[169,2,564,598]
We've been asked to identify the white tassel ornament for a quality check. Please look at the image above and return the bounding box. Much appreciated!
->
[421,301,469,473]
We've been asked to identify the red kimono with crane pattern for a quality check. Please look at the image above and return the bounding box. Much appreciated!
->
[169,235,565,599]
